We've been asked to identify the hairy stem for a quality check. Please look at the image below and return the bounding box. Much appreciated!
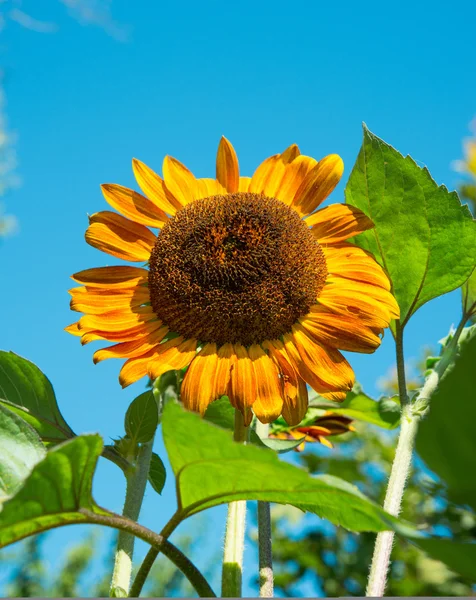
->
[255,421,274,598]
[110,438,154,597]
[221,409,248,598]
[128,514,183,597]
[367,316,467,596]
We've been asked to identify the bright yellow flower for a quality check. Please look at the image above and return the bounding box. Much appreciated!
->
[67,138,399,426]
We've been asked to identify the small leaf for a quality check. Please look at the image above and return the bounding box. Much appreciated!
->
[0,435,106,548]
[125,391,158,445]
[148,453,166,495]
[309,392,400,429]
[462,268,476,322]
[416,538,476,581]
[0,405,46,501]
[416,334,476,512]
[345,126,476,328]
[162,403,412,534]
[0,351,75,444]
[258,436,305,453]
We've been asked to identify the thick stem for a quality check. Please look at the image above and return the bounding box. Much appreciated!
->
[366,404,419,596]
[221,409,248,598]
[255,421,274,598]
[367,316,467,596]
[110,438,154,597]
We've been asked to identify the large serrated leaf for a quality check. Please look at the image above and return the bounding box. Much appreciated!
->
[416,334,476,512]
[345,126,476,328]
[162,403,412,534]
[0,435,106,548]
[0,351,75,443]
[0,405,46,502]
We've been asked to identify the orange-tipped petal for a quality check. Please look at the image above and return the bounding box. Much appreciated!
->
[181,343,219,415]
[69,286,150,315]
[213,343,235,400]
[85,211,156,262]
[216,137,239,193]
[249,344,283,424]
[147,337,197,381]
[274,155,318,206]
[300,307,382,354]
[65,322,82,336]
[291,324,355,392]
[227,344,256,426]
[71,266,148,289]
[79,306,155,332]
[93,326,168,363]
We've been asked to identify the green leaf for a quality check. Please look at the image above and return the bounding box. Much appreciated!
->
[0,435,105,548]
[124,391,158,445]
[416,539,476,581]
[162,403,410,533]
[0,351,75,444]
[309,392,400,429]
[345,125,476,328]
[0,405,46,501]
[416,334,476,512]
[462,268,476,322]
[148,453,166,495]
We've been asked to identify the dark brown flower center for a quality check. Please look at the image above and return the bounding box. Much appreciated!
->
[148,192,327,346]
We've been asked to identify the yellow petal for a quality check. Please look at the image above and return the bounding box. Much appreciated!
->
[213,343,235,400]
[249,344,283,424]
[119,349,157,388]
[300,307,382,353]
[248,155,280,195]
[227,344,256,426]
[324,244,392,290]
[181,343,219,415]
[291,324,355,391]
[238,177,251,192]
[162,156,198,206]
[132,158,181,215]
[305,204,374,243]
[70,287,150,315]
[147,337,197,380]
[101,184,168,228]
[71,266,148,289]
[291,154,344,216]
[79,306,156,332]
[85,211,156,262]
[196,178,226,198]
[324,276,400,319]
[93,325,168,364]
[281,377,308,426]
[249,145,301,199]
[65,322,82,336]
[274,155,318,206]
[80,320,163,344]
[216,137,239,193]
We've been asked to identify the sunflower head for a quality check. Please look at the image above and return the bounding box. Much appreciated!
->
[67,137,399,426]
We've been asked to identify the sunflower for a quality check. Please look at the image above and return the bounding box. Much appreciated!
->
[67,137,399,426]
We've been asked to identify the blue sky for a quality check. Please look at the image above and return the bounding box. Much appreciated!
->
[0,0,475,596]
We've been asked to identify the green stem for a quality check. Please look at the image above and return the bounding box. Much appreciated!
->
[366,316,467,596]
[78,509,215,598]
[255,421,274,598]
[128,513,183,598]
[110,438,154,597]
[221,409,248,598]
